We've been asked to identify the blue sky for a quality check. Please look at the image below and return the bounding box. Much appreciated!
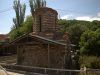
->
[0,0,100,34]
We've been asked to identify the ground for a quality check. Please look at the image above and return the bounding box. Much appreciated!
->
[0,55,44,75]
[0,55,100,75]
[0,55,16,64]
[0,70,44,75]
[0,70,24,75]
[8,72,25,75]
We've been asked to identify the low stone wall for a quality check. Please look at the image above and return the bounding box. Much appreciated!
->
[1,64,87,75]
[1,64,45,73]
[17,43,66,69]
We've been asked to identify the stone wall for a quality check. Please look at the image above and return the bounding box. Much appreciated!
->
[33,7,58,34]
[17,40,66,69]
[16,7,70,69]
[49,44,65,68]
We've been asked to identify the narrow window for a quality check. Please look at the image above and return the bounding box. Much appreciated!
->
[39,16,42,32]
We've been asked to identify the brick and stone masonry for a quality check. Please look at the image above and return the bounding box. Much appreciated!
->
[14,7,72,69]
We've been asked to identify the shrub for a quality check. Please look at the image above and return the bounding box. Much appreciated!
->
[79,56,100,69]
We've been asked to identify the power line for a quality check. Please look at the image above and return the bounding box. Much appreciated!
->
[0,1,28,14]
[0,7,13,13]
[0,7,92,15]
[0,1,94,15]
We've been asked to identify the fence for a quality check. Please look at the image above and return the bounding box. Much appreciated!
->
[1,64,100,75]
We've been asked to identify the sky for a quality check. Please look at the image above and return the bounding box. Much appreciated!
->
[0,0,100,34]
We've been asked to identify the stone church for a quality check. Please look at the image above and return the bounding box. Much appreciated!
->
[7,7,75,69]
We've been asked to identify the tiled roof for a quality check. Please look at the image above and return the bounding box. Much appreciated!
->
[6,33,75,47]
[6,33,66,46]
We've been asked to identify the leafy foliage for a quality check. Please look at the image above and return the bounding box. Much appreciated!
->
[67,24,88,49]
[90,20,100,31]
[80,29,100,56]
[13,0,26,29]
[58,20,89,48]
[9,16,33,40]
[58,19,71,33]
[20,16,33,34]
[10,0,47,40]
[79,56,100,69]
[29,0,46,16]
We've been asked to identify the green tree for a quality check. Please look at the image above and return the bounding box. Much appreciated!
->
[29,0,46,16]
[58,20,93,49]
[13,0,26,29]
[80,29,100,56]
[9,28,22,40]
[67,24,88,49]
[79,56,100,69]
[58,19,71,33]
[19,16,33,34]
[9,15,33,40]
[90,20,100,31]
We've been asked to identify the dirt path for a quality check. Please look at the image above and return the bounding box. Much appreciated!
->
[0,71,35,75]
[0,55,44,75]
[8,72,44,75]
[8,71,25,75]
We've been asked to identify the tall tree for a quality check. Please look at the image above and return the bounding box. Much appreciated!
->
[9,15,33,40]
[29,0,46,16]
[67,24,88,49]
[80,29,100,56]
[13,0,26,29]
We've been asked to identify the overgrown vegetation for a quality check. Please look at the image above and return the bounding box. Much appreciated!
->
[29,0,46,17]
[79,56,100,69]
[58,19,100,69]
[9,16,33,40]
[13,0,26,29]
[80,29,100,56]
[9,0,46,40]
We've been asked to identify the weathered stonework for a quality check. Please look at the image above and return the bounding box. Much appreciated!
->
[14,7,72,69]
[33,7,58,34]
[17,37,66,68]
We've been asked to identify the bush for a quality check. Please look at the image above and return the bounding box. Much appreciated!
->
[80,29,100,56]
[9,15,33,40]
[79,56,100,69]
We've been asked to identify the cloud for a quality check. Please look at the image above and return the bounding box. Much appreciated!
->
[61,14,73,19]
[75,12,100,21]
[61,12,100,21]
[97,12,100,17]
[76,16,100,21]
[0,32,3,34]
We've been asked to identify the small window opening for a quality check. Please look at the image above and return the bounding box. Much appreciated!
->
[39,16,42,32]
